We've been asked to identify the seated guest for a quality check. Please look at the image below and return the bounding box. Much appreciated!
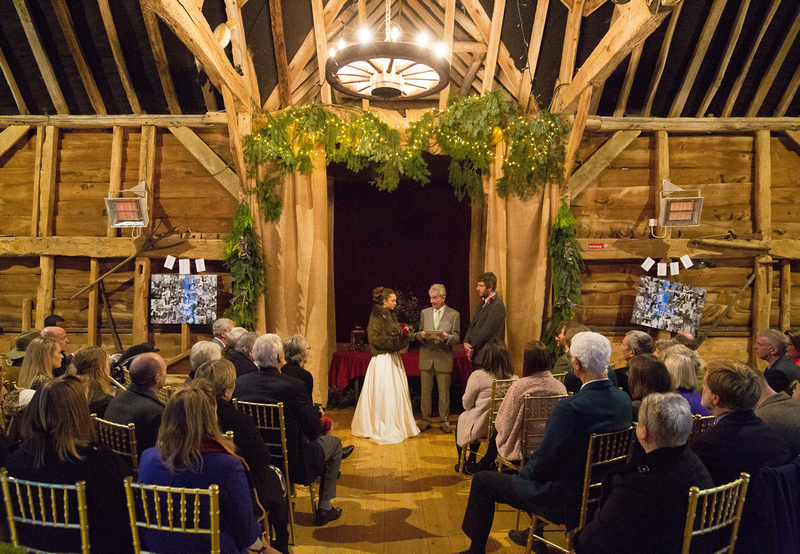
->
[188,340,222,379]
[663,350,710,416]
[653,338,678,358]
[693,360,793,554]
[754,328,800,395]
[4,376,133,553]
[662,343,706,388]
[41,326,71,377]
[572,393,713,554]
[194,360,290,554]
[110,342,159,384]
[616,330,654,396]
[104,352,167,454]
[211,318,235,349]
[235,334,347,526]
[137,382,275,554]
[550,320,575,375]
[495,341,567,463]
[4,328,40,382]
[628,354,673,420]
[72,346,115,417]
[785,329,800,366]
[221,326,247,356]
[456,340,516,474]
[225,331,259,378]
[562,326,619,394]
[458,332,632,554]
[755,372,800,456]
[282,334,333,435]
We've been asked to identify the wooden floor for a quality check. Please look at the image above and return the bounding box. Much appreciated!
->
[289,406,569,554]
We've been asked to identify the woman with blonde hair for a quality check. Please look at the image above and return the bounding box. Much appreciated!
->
[71,346,114,417]
[663,351,709,416]
[137,380,271,554]
[3,376,133,553]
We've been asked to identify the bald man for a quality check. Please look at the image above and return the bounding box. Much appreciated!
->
[41,326,71,376]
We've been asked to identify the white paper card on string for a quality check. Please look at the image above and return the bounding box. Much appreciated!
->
[179,259,190,274]
[680,254,693,269]
[670,262,680,275]
[164,255,176,270]
[657,263,667,276]
[641,257,656,271]
[195,259,206,273]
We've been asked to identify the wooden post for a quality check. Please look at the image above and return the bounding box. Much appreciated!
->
[181,324,191,352]
[752,255,771,367]
[133,257,151,344]
[780,260,791,332]
[108,126,123,238]
[655,130,672,239]
[21,299,33,329]
[88,258,99,346]
[37,126,58,238]
[139,126,156,233]
[30,126,44,237]
[35,255,54,329]
[752,130,772,366]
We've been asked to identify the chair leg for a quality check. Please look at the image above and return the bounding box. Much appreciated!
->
[458,447,466,474]
[286,494,296,545]
[308,481,318,515]
[526,515,539,554]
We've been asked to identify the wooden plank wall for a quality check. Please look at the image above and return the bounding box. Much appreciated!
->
[0,126,236,364]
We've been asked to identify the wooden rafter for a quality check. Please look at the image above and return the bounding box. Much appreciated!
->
[584,0,606,17]
[642,3,682,117]
[439,0,456,110]
[775,62,800,117]
[460,52,486,96]
[481,0,506,94]
[722,0,780,117]
[567,130,641,198]
[140,0,182,114]
[614,44,643,117]
[0,113,227,127]
[518,0,549,114]
[168,127,242,199]
[311,0,332,104]
[746,4,800,117]
[225,0,260,106]
[268,0,292,108]
[585,116,800,132]
[559,0,586,88]
[555,1,670,114]
[668,0,727,118]
[0,48,28,114]
[97,0,142,113]
[0,125,30,158]
[589,6,621,116]
[221,85,247,190]
[787,130,800,148]
[51,0,106,114]
[695,0,750,117]
[11,0,69,114]
[564,86,593,179]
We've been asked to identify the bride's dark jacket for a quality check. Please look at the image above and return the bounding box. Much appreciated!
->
[368,305,407,356]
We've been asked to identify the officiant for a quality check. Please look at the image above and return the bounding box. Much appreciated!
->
[417,284,461,434]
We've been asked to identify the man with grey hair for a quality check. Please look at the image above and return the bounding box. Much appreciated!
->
[225,331,259,377]
[235,334,347,526]
[224,326,247,352]
[211,318,234,349]
[41,326,71,376]
[754,328,800,395]
[188,340,221,379]
[616,329,654,396]
[281,335,314,397]
[572,393,713,553]
[459,331,631,553]
[416,283,460,433]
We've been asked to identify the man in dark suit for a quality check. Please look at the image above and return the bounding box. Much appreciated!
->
[235,334,346,526]
[104,352,167,454]
[225,331,260,377]
[692,359,792,554]
[754,328,800,395]
[457,331,632,554]
[463,272,506,369]
[417,283,460,433]
[615,329,653,396]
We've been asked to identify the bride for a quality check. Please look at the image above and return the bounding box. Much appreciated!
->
[351,287,420,445]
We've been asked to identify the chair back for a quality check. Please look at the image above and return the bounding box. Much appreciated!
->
[578,426,636,529]
[124,477,221,554]
[232,400,289,474]
[521,395,568,462]
[487,378,516,438]
[155,385,172,405]
[681,472,750,554]
[689,415,716,446]
[93,415,139,475]
[551,372,567,383]
[0,468,90,554]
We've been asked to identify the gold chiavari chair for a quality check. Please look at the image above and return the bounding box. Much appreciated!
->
[680,473,750,554]
[458,378,516,474]
[93,415,139,476]
[155,385,173,405]
[688,414,716,446]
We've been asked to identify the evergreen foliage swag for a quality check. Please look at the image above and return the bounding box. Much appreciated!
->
[222,201,267,330]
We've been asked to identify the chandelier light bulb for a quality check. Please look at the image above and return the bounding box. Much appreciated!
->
[358,27,372,43]
[435,42,447,58]
[390,25,401,42]
[338,37,345,50]
[417,31,429,47]
[329,47,336,58]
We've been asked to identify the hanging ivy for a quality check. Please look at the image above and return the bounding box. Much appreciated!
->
[222,201,267,330]
[541,198,584,360]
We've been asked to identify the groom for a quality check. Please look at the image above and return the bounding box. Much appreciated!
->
[463,271,506,369]
[417,284,460,433]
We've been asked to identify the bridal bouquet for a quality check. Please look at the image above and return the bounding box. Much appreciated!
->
[399,323,417,342]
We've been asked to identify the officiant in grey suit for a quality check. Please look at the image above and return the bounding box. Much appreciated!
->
[464,271,506,369]
[417,284,461,433]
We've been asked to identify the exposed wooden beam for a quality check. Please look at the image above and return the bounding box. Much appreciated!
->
[0,113,227,128]
[97,0,142,113]
[722,0,780,117]
[358,0,369,110]
[11,0,69,114]
[140,0,182,114]
[0,236,225,259]
[268,0,292,108]
[88,259,99,346]
[0,48,28,114]
[559,0,586,88]
[518,0,549,113]
[221,85,248,191]
[481,0,506,94]
[654,130,671,239]
[584,116,800,132]
[460,53,486,96]
[614,44,643,117]
[774,61,800,117]
[51,0,106,114]
[780,260,791,331]
[30,126,43,236]
[555,1,670,113]
[746,4,800,117]
[37,126,58,238]
[452,42,488,53]
[786,129,800,148]
[584,0,606,16]
[564,86,593,179]
[35,255,54,329]
[696,0,750,117]
[138,126,156,234]
[754,129,771,241]
[133,257,150,344]
[439,0,456,110]
[576,238,800,261]
[145,0,250,107]
[567,130,641,198]
[642,3,682,116]
[225,0,260,106]
[107,126,123,238]
[310,0,332,104]
[752,254,771,366]
[168,126,242,199]
[668,0,727,118]
[589,6,621,116]
[0,125,30,158]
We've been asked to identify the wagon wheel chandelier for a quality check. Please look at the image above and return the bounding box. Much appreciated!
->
[325,0,450,101]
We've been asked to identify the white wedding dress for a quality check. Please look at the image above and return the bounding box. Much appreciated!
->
[351,352,420,445]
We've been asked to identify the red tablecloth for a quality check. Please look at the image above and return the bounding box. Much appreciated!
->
[328,349,472,390]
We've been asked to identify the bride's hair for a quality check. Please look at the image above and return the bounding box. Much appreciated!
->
[372,286,395,305]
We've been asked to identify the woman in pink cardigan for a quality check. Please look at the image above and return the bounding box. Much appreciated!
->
[495,341,568,462]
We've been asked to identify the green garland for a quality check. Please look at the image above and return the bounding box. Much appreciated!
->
[541,198,584,360]
[223,201,267,330]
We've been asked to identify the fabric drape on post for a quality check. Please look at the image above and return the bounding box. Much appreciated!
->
[251,145,336,404]
[473,143,556,373]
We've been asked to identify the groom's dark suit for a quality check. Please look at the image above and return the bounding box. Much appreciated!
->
[463,294,506,368]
